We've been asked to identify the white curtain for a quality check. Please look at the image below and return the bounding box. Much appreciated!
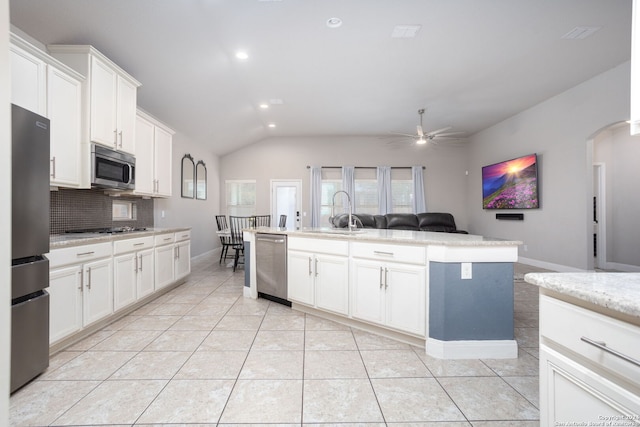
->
[310,166,322,227]
[341,166,355,213]
[377,166,392,214]
[412,165,426,213]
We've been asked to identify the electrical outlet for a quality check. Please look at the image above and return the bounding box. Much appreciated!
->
[461,262,472,280]
[523,244,528,252]
[161,210,165,218]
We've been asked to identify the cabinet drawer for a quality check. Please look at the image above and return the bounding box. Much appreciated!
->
[48,242,112,268]
[174,230,191,242]
[154,233,175,246]
[541,295,640,382]
[288,237,348,256]
[113,236,154,255]
[351,242,426,265]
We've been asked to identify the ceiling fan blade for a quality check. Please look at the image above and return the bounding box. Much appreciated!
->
[389,131,418,137]
[434,131,465,137]
[425,126,452,136]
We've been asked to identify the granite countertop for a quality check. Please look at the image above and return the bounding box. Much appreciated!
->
[525,272,640,319]
[244,227,522,247]
[50,227,191,249]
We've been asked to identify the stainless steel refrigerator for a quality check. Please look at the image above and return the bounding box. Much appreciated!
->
[10,104,50,393]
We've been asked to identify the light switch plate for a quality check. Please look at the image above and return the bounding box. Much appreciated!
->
[461,262,472,280]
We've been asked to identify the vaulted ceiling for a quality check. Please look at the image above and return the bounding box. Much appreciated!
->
[10,0,632,155]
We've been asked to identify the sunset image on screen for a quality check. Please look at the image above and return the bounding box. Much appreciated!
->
[482,154,539,209]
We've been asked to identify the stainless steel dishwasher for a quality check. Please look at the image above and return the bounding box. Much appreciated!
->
[256,233,290,306]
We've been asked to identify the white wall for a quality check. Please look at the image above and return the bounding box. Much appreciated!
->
[594,125,640,269]
[219,136,471,230]
[1,0,11,421]
[154,131,220,258]
[466,61,630,271]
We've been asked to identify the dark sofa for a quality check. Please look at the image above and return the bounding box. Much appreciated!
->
[330,212,468,234]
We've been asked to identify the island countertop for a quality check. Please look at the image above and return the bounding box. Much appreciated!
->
[243,227,523,247]
[524,272,640,320]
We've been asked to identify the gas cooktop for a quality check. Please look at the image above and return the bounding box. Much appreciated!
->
[65,227,148,234]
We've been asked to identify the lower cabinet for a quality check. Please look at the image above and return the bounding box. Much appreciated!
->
[174,239,191,282]
[287,237,349,315]
[539,294,640,425]
[154,234,176,290]
[351,259,425,336]
[113,248,155,310]
[49,256,113,344]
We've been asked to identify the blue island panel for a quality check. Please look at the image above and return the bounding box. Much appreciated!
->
[429,261,514,341]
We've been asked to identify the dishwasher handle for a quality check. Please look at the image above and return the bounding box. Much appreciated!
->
[257,237,286,243]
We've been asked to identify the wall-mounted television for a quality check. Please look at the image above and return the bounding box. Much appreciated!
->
[482,153,539,209]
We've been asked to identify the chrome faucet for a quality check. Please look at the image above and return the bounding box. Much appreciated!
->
[331,190,357,230]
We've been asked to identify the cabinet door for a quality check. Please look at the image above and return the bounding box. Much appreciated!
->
[287,251,315,305]
[49,265,83,344]
[385,263,425,336]
[541,346,640,425]
[155,244,175,290]
[10,45,46,115]
[350,259,385,325]
[47,65,82,187]
[137,249,155,299]
[116,76,137,154]
[315,254,349,315]
[83,257,113,326]
[154,125,172,196]
[89,56,117,147]
[174,241,191,281]
[134,115,155,195]
[113,253,136,311]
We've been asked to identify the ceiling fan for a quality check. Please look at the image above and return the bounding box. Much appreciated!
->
[390,108,464,145]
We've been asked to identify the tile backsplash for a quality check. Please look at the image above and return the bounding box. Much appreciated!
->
[50,188,154,234]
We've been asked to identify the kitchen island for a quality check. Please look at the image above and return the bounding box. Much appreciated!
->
[524,272,640,425]
[244,227,522,359]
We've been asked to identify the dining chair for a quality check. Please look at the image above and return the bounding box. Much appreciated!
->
[278,214,287,228]
[229,215,254,271]
[215,215,233,264]
[254,214,271,227]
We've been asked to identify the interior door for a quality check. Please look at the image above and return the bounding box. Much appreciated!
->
[271,180,302,230]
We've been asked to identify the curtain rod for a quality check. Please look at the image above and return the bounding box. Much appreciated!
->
[306,166,425,170]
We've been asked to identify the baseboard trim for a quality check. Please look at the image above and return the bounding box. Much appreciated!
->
[604,262,640,272]
[517,256,586,273]
[426,337,518,359]
[191,248,219,263]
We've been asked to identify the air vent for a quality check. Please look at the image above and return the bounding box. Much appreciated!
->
[561,26,602,40]
[391,25,421,39]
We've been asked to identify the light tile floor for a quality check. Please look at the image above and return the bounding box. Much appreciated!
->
[10,257,542,426]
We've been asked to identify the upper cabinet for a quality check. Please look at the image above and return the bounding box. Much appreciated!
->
[134,110,174,198]
[48,45,141,155]
[10,33,85,188]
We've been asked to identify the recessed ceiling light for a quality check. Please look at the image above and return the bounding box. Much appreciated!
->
[268,123,276,128]
[326,17,343,28]
[259,104,269,109]
[235,51,249,60]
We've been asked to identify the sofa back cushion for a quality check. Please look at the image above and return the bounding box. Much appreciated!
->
[417,212,457,232]
[385,213,419,230]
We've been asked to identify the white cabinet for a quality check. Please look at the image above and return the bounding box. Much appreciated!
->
[154,233,176,290]
[88,55,138,153]
[539,294,640,425]
[134,111,174,197]
[350,242,426,336]
[10,34,84,188]
[174,230,191,281]
[48,45,141,155]
[47,64,83,187]
[48,242,113,344]
[9,41,46,115]
[113,236,155,310]
[287,237,349,315]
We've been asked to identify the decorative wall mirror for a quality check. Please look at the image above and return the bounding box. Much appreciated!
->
[196,160,207,200]
[181,154,195,198]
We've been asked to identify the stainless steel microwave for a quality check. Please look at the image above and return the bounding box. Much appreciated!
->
[91,144,135,190]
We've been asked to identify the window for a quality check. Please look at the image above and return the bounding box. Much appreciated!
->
[392,179,413,213]
[226,180,256,216]
[112,200,136,221]
[320,179,341,227]
[354,179,378,214]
